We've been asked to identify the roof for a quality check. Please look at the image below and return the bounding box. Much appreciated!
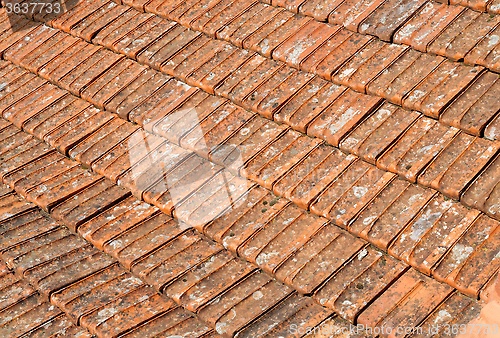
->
[0,0,499,336]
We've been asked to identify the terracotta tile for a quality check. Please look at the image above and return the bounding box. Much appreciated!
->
[433,215,500,297]
[377,117,459,183]
[68,118,136,164]
[150,91,220,142]
[254,15,312,57]
[29,168,102,212]
[0,75,47,113]
[240,9,294,52]
[137,236,222,292]
[315,246,407,322]
[0,19,40,58]
[120,20,178,60]
[485,113,500,141]
[73,2,129,42]
[12,156,79,197]
[114,72,172,120]
[274,76,328,125]
[254,211,327,274]
[243,294,333,337]
[80,285,160,335]
[349,179,435,250]
[160,35,221,81]
[185,44,239,91]
[65,51,124,96]
[299,0,345,21]
[403,62,483,119]
[276,224,366,294]
[365,48,417,98]
[160,35,212,76]
[30,249,116,297]
[47,111,115,155]
[127,80,193,127]
[308,89,383,147]
[272,0,306,12]
[427,9,481,57]
[95,292,176,338]
[81,60,147,109]
[197,274,290,335]
[33,36,83,76]
[216,3,273,46]
[289,82,348,134]
[393,2,464,52]
[175,256,256,312]
[51,179,130,231]
[170,39,230,82]
[467,31,500,73]
[50,264,130,319]
[240,67,303,113]
[142,154,220,214]
[187,0,234,31]
[27,316,92,338]
[43,44,102,88]
[51,0,111,32]
[134,23,185,67]
[442,72,500,136]
[359,0,426,41]
[0,141,54,180]
[0,209,58,254]
[3,25,59,64]
[119,309,206,338]
[315,33,373,80]
[29,98,91,140]
[420,134,499,199]
[3,85,67,129]
[78,196,158,249]
[90,129,149,177]
[415,292,482,337]
[187,107,255,158]
[309,159,373,215]
[221,119,288,174]
[389,194,480,273]
[210,190,288,253]
[445,13,500,62]
[103,213,181,266]
[358,269,453,336]
[340,43,408,93]
[95,11,155,50]
[0,298,63,337]
[143,28,201,72]
[221,56,279,104]
[8,232,88,276]
[117,141,191,199]
[340,103,419,164]
[489,0,500,12]
[200,274,276,329]
[462,153,499,218]
[246,134,322,190]
[168,0,208,23]
[146,0,186,17]
[202,0,258,37]
[199,49,255,95]
[328,0,385,31]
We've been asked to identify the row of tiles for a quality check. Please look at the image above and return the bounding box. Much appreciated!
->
[4,2,500,142]
[0,55,499,304]
[0,17,498,222]
[0,185,344,337]
[1,22,500,295]
[257,0,500,62]
[0,121,487,338]
[0,260,93,337]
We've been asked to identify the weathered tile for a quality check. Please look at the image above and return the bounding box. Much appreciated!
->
[358,269,453,336]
